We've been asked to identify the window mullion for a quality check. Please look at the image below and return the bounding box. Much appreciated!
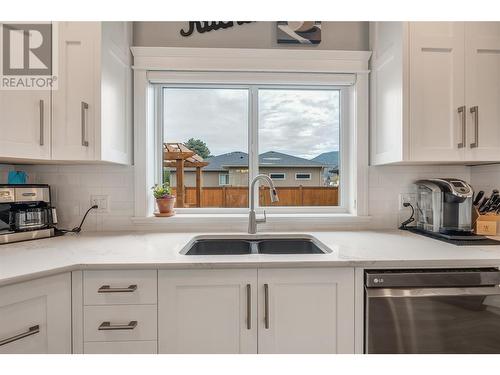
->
[249,86,259,211]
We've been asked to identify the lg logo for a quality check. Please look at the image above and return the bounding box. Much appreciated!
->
[2,23,52,75]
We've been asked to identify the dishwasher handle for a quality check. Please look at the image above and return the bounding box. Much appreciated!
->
[366,286,500,298]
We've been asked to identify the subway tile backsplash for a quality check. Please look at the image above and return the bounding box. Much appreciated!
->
[3,163,483,231]
[18,164,135,232]
[7,165,474,231]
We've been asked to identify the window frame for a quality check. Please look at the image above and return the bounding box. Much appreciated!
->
[157,80,349,214]
[269,172,286,181]
[295,173,312,181]
[218,173,230,186]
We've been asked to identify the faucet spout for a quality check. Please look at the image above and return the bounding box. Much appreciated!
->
[248,174,279,234]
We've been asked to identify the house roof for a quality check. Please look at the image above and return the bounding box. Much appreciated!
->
[202,151,326,172]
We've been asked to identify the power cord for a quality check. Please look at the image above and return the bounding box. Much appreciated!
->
[399,202,415,230]
[55,205,98,235]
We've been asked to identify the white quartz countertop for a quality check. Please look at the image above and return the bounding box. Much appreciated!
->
[2,230,500,286]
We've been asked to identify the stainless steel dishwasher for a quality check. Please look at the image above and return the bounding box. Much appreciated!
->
[365,268,500,354]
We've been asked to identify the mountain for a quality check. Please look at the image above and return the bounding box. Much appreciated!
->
[311,151,339,167]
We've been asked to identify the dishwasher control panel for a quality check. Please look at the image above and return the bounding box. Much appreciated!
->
[365,268,500,288]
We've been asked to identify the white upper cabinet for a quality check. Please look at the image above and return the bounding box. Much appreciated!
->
[0,90,51,161]
[409,22,465,162]
[52,22,97,161]
[465,22,500,161]
[52,22,132,164]
[370,21,500,165]
[0,22,132,164]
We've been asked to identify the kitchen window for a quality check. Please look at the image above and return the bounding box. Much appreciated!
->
[159,82,346,213]
[132,49,370,220]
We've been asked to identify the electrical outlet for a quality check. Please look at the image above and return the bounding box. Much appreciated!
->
[90,195,109,213]
[399,193,417,210]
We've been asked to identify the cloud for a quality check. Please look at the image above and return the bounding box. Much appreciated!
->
[163,88,340,159]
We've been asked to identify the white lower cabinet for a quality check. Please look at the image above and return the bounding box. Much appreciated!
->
[258,268,355,354]
[0,273,71,354]
[84,341,157,354]
[158,268,355,354]
[79,270,158,354]
[158,269,258,354]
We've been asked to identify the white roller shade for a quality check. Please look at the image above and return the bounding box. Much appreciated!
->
[147,71,357,86]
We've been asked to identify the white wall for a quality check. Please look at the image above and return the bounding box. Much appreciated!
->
[133,22,369,51]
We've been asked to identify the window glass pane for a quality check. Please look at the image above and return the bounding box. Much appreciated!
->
[258,89,340,207]
[163,88,249,208]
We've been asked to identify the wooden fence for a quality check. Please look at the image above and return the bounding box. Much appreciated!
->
[171,186,338,207]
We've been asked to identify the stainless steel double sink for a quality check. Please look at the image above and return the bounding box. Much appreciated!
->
[181,235,331,255]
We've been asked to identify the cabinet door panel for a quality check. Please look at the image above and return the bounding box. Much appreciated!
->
[258,268,354,354]
[0,273,71,354]
[52,22,98,161]
[465,22,500,161]
[409,22,465,161]
[158,269,257,354]
[0,90,51,160]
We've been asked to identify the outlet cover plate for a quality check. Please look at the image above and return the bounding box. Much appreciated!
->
[399,193,417,210]
[90,195,109,213]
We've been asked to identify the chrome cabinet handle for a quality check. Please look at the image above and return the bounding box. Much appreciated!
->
[81,101,89,147]
[98,284,137,293]
[246,284,251,330]
[470,106,479,148]
[98,321,137,331]
[264,283,270,329]
[457,106,466,148]
[0,325,40,347]
[39,100,44,146]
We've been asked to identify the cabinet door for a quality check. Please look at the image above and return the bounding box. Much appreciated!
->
[0,90,51,160]
[52,22,98,161]
[99,22,132,164]
[158,269,257,354]
[409,22,466,161]
[465,22,500,161]
[258,268,354,354]
[0,273,71,354]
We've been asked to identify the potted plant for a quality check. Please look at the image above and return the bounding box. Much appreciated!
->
[151,183,176,216]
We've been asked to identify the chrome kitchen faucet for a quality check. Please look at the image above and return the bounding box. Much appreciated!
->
[248,174,279,234]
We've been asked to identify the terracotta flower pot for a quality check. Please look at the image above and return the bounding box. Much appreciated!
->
[156,196,176,214]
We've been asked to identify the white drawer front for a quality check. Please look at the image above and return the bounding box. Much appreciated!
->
[84,305,157,342]
[0,296,48,354]
[84,340,157,354]
[84,270,157,305]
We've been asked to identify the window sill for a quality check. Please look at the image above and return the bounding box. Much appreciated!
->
[130,213,372,232]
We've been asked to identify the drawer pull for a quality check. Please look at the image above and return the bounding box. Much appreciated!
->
[98,285,137,293]
[0,325,40,346]
[98,321,138,331]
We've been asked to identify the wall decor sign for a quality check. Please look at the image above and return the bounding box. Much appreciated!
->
[180,21,254,37]
[277,22,322,44]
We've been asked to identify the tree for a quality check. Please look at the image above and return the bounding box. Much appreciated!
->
[185,138,211,159]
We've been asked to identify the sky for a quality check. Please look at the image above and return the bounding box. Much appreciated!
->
[163,88,340,160]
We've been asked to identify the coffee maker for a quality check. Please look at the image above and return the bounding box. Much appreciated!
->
[0,184,58,244]
[414,178,479,240]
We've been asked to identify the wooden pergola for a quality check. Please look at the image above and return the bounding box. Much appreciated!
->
[163,143,209,208]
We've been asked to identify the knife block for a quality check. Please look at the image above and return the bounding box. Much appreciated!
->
[475,208,500,236]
